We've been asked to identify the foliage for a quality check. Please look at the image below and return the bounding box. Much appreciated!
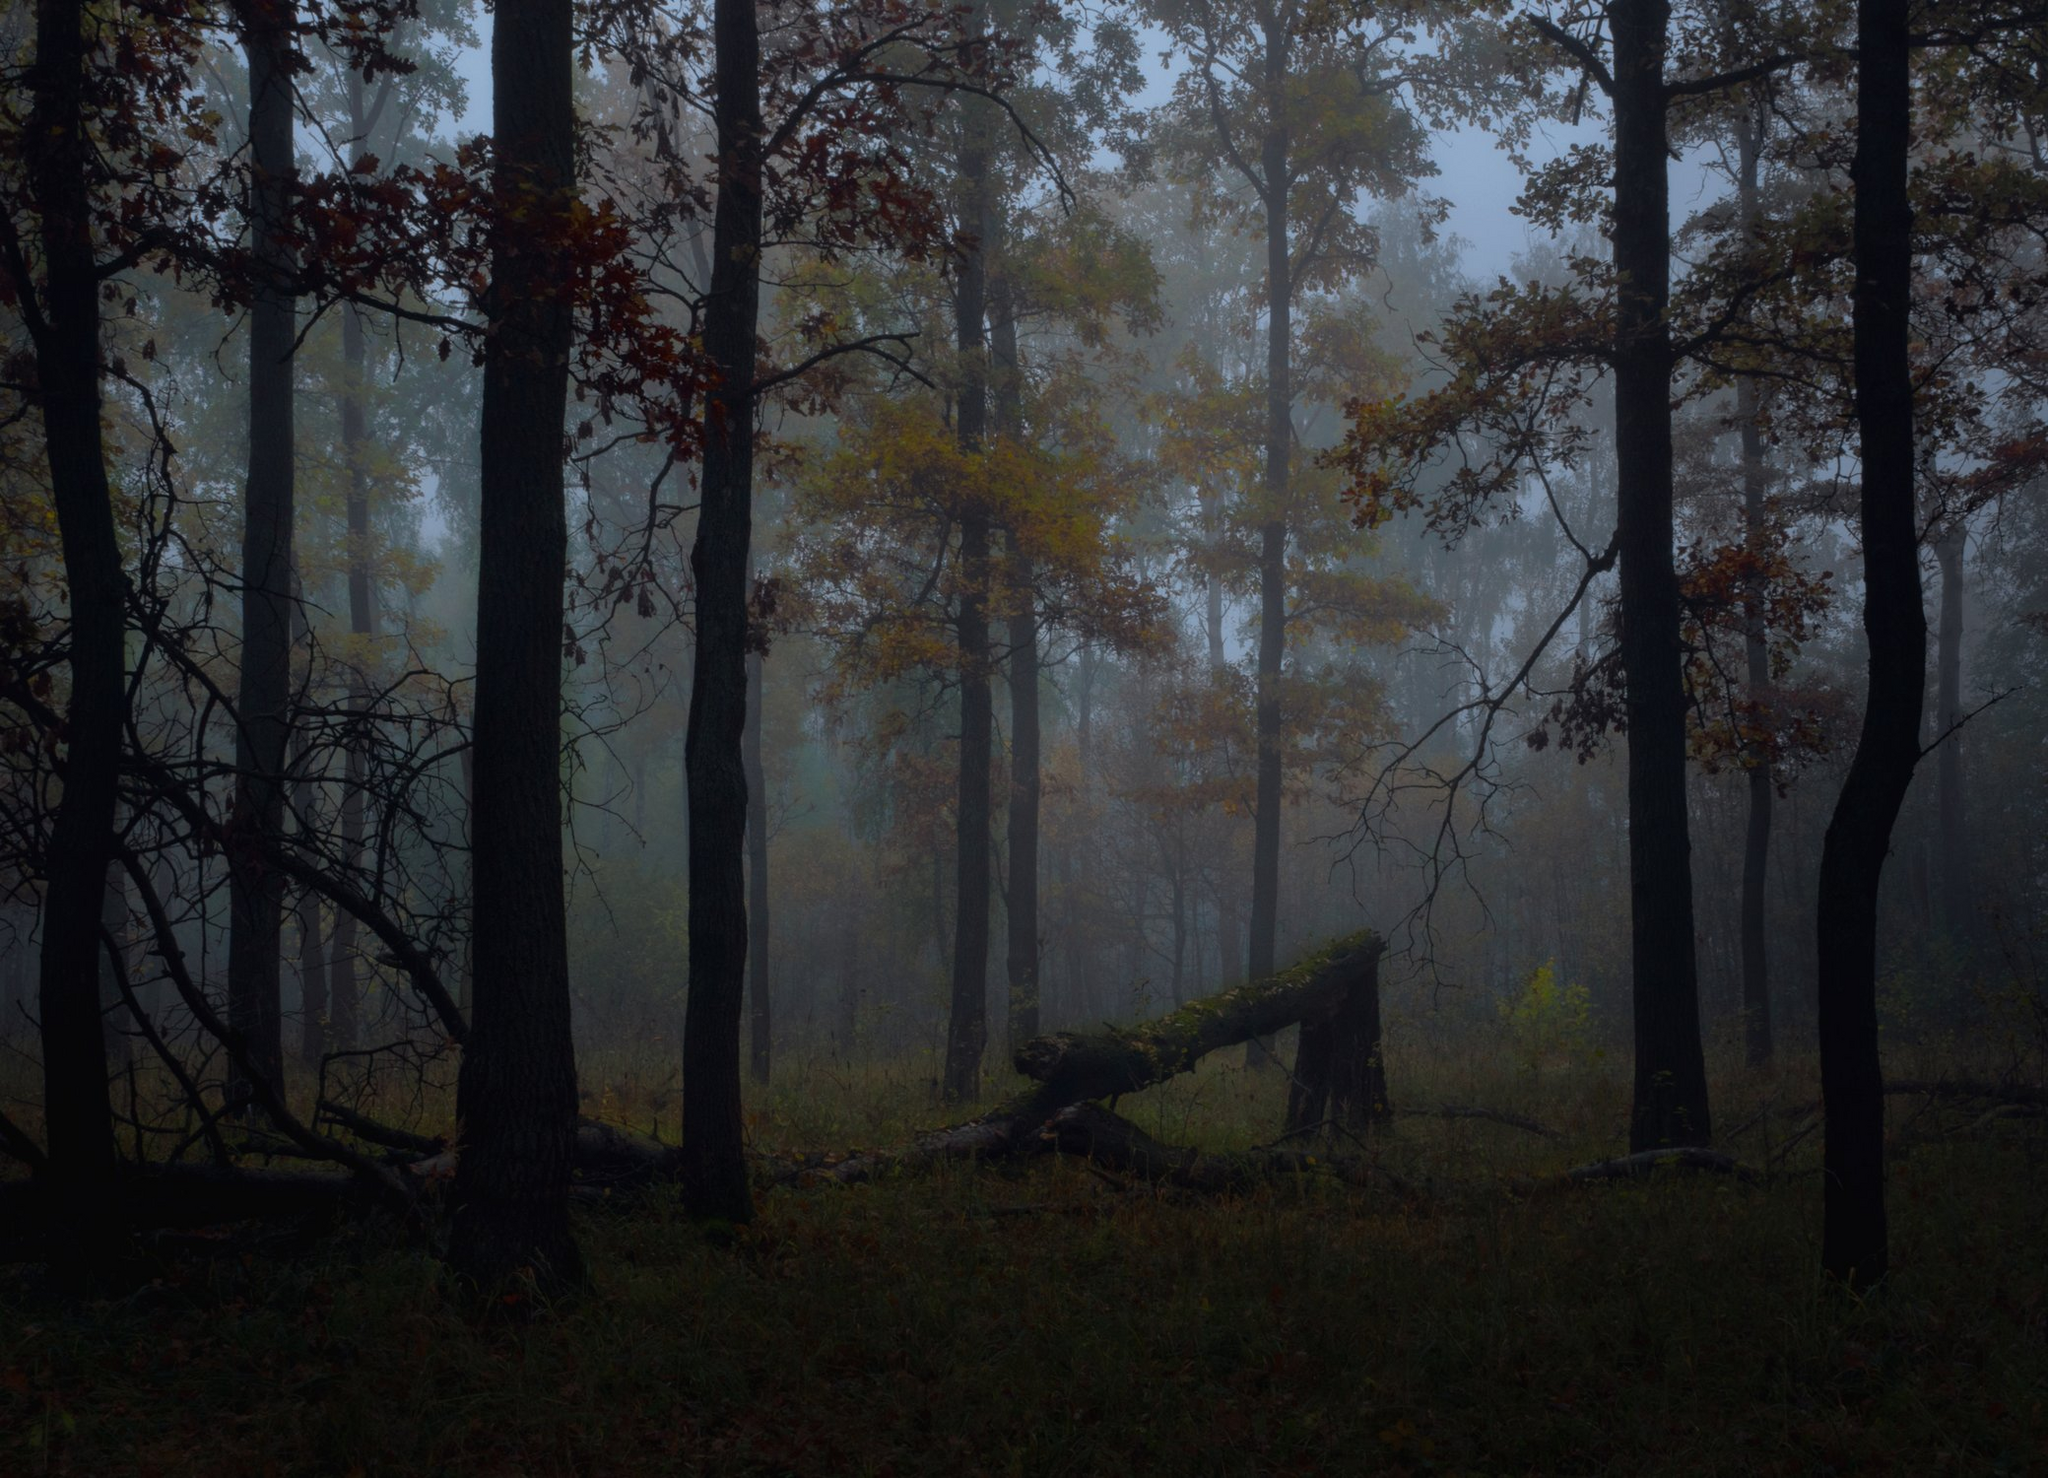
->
[1498,958,1593,1073]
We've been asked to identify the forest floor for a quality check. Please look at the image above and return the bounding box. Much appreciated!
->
[1,1050,2044,1476]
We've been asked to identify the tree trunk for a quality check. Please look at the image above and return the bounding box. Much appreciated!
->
[1246,16,1291,1068]
[942,109,994,1105]
[679,0,764,1224]
[449,0,583,1288]
[227,0,298,1109]
[28,0,122,1201]
[745,640,770,1086]
[1613,0,1711,1149]
[993,266,1042,1049]
[1736,99,1774,1070]
[1933,523,1972,946]
[1816,0,1918,1289]
[1287,942,1388,1133]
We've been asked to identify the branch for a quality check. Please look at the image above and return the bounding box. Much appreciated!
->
[1529,16,1614,98]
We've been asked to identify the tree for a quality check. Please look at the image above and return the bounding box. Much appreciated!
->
[1150,0,1438,1038]
[449,0,585,1287]
[1814,0,1917,1289]
[15,0,125,1210]
[225,0,298,1108]
[678,0,766,1219]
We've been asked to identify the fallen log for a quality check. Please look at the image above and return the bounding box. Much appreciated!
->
[1395,1104,1563,1142]
[1043,1103,1410,1196]
[1519,1146,1762,1193]
[788,934,1387,1186]
[1013,931,1386,1103]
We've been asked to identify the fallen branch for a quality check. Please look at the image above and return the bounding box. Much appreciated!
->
[1396,1104,1563,1142]
[1521,1147,1761,1193]
[317,1100,447,1158]
[1044,1103,1410,1197]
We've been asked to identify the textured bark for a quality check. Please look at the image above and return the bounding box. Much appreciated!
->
[1933,525,1973,945]
[993,268,1041,1048]
[26,0,121,1201]
[942,111,994,1105]
[1286,946,1388,1133]
[1735,101,1774,1070]
[1246,14,1291,1062]
[1613,0,1711,1150]
[449,0,584,1288]
[1816,0,1919,1289]
[226,0,298,1108]
[745,642,770,1085]
[679,0,763,1224]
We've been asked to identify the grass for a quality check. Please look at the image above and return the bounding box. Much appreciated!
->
[1,1050,2044,1476]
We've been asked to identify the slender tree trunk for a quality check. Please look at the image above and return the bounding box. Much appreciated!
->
[291,586,327,1067]
[1246,16,1291,1068]
[1202,490,1245,992]
[329,293,375,1050]
[993,266,1042,1048]
[1612,0,1711,1149]
[679,0,764,1223]
[449,0,583,1287]
[1933,524,1972,945]
[27,0,122,1216]
[942,104,995,1105]
[1817,0,1918,1287]
[745,640,770,1085]
[227,0,298,1108]
[1736,101,1774,1070]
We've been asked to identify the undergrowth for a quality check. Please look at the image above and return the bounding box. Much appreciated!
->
[1,1053,2043,1476]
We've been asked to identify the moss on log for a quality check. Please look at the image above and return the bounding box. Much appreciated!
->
[1012,931,1386,1104]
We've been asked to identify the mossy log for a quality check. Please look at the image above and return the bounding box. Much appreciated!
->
[788,932,1386,1187]
[1012,931,1386,1104]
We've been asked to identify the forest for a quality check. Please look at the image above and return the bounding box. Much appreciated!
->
[0,0,2045,1468]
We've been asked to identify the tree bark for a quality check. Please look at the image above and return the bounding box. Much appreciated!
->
[27,0,122,1204]
[745,640,770,1085]
[226,0,298,1109]
[679,0,764,1224]
[1933,523,1972,945]
[1816,0,1919,1289]
[1613,0,1711,1149]
[1245,14,1292,1072]
[993,262,1041,1048]
[942,108,994,1105]
[1286,943,1389,1133]
[1735,98,1774,1070]
[449,0,583,1288]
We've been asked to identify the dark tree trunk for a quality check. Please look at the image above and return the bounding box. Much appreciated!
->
[1816,0,1919,1289]
[679,0,764,1224]
[227,0,298,1109]
[1246,17,1291,1068]
[745,642,770,1086]
[25,0,122,1234]
[942,112,994,1105]
[332,292,374,1051]
[1287,946,1388,1133]
[1933,524,1972,945]
[993,266,1041,1048]
[449,0,583,1287]
[289,577,326,1066]
[297,894,326,1066]
[1736,100,1774,1070]
[1613,0,1711,1149]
